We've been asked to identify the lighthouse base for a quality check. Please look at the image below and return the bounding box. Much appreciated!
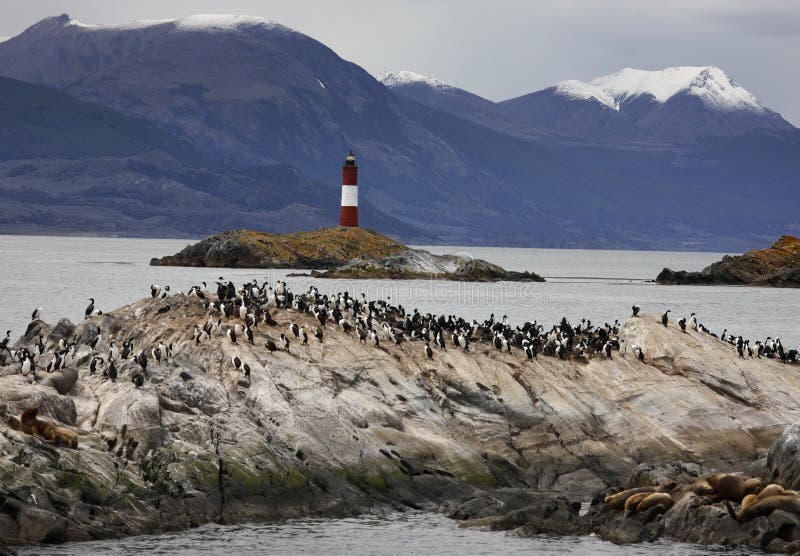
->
[339,206,359,227]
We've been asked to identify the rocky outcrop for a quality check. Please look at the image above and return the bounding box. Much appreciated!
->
[304,249,544,282]
[657,235,800,287]
[577,425,800,553]
[149,228,407,268]
[1,293,800,546]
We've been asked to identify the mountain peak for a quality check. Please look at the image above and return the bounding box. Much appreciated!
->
[379,70,453,90]
[589,66,764,112]
[61,13,293,34]
[551,80,618,110]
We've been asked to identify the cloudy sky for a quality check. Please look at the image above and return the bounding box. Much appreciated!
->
[2,0,799,124]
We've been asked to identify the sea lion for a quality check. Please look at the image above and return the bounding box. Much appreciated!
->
[690,475,719,496]
[18,406,78,448]
[636,492,674,512]
[707,474,762,502]
[605,486,656,510]
[756,483,785,501]
[726,495,800,523]
[624,492,651,512]
[741,494,758,508]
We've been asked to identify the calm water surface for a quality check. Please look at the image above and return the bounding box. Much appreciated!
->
[1,235,797,347]
[18,512,757,555]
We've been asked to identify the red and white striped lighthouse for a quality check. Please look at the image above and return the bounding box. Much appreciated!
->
[339,150,359,227]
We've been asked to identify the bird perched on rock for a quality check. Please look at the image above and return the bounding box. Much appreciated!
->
[425,342,433,359]
[281,333,290,352]
[678,317,687,333]
[661,310,671,327]
[632,305,641,317]
[314,326,323,343]
[265,340,278,353]
[31,307,42,321]
[131,372,145,388]
[85,298,95,319]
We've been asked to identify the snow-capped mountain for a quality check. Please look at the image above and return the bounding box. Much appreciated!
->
[0,15,798,250]
[379,70,510,132]
[501,66,793,141]
[379,70,453,90]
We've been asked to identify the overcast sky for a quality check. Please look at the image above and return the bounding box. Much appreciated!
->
[2,0,799,124]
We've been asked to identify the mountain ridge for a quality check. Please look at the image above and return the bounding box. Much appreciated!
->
[0,14,798,250]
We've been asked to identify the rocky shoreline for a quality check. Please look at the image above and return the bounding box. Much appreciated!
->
[657,235,800,287]
[1,287,800,550]
[149,228,543,282]
[149,228,407,269]
[295,248,545,282]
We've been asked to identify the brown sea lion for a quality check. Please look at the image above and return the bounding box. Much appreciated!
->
[636,492,674,512]
[690,475,719,496]
[624,492,651,512]
[741,494,758,509]
[707,474,762,502]
[18,406,78,448]
[605,486,656,509]
[756,483,785,501]
[726,495,800,523]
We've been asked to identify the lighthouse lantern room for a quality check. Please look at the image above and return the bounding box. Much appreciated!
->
[339,150,359,227]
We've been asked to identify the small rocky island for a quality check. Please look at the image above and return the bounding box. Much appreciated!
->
[657,235,800,287]
[150,227,544,282]
[2,284,800,551]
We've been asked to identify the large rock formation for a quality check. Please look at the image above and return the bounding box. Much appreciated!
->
[657,235,800,287]
[1,292,800,547]
[150,228,407,268]
[305,248,544,282]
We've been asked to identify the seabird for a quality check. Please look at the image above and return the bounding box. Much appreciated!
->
[90,334,102,350]
[632,305,641,317]
[31,307,42,321]
[300,328,308,345]
[280,333,290,352]
[245,325,254,345]
[232,355,242,371]
[131,372,145,388]
[0,330,10,351]
[290,323,300,338]
[89,356,104,375]
[314,326,324,342]
[678,317,687,333]
[265,340,278,353]
[85,298,95,319]
[425,342,433,359]
[106,358,118,382]
[661,310,671,327]
[227,328,237,344]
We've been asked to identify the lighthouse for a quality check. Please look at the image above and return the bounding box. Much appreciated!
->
[339,150,359,227]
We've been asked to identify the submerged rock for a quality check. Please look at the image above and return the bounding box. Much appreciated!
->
[656,235,800,287]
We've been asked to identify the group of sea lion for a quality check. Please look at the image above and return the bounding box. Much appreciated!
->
[604,483,675,517]
[606,473,800,524]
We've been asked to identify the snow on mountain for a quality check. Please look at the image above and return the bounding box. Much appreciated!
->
[590,66,766,112]
[65,14,291,33]
[551,80,618,110]
[379,70,454,91]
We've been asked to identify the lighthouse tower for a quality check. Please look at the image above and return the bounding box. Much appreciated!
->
[339,150,359,227]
